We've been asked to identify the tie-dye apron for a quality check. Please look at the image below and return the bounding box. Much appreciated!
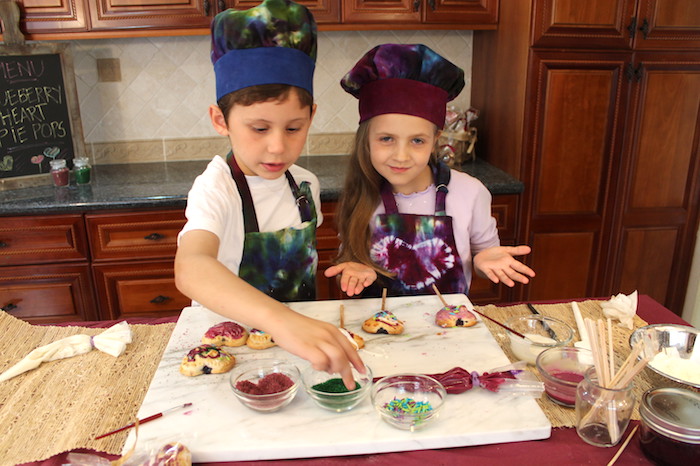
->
[369,162,467,296]
[227,153,317,301]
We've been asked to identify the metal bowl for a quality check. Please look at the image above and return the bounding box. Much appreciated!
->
[629,324,700,388]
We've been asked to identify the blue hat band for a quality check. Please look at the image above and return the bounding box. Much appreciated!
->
[214,47,315,100]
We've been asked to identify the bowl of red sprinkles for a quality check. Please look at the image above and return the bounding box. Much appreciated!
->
[230,360,300,412]
[371,374,446,431]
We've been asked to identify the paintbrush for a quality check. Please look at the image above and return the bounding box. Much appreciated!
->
[94,402,192,440]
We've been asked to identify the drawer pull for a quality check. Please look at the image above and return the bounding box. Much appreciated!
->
[3,302,18,312]
[144,233,165,241]
[150,295,172,304]
[0,241,8,248]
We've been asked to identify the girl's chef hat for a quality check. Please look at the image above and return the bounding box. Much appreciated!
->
[210,0,317,101]
[341,43,464,128]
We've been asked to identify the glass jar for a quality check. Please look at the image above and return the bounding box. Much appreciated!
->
[639,387,700,466]
[73,157,91,185]
[575,367,635,447]
[49,159,69,187]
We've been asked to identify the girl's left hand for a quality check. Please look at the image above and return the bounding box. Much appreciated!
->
[474,245,536,287]
[324,262,377,297]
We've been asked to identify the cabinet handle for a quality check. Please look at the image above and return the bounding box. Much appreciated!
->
[413,0,420,12]
[150,295,172,304]
[626,17,637,39]
[218,0,225,12]
[640,18,650,40]
[203,0,210,16]
[0,240,7,248]
[3,302,18,312]
[625,63,642,82]
[428,0,436,11]
[144,233,165,241]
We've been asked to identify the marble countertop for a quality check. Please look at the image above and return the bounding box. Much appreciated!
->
[0,156,523,216]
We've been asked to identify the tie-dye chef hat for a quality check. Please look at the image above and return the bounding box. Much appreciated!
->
[210,0,317,101]
[341,44,464,128]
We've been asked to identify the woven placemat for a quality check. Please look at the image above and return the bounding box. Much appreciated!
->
[476,300,697,428]
[0,311,175,465]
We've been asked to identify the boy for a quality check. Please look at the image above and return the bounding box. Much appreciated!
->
[175,0,363,388]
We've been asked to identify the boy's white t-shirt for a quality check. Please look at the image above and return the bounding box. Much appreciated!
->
[179,155,323,275]
[372,168,499,289]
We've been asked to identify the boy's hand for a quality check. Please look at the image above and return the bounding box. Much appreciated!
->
[473,245,535,287]
[267,312,365,390]
[324,262,377,297]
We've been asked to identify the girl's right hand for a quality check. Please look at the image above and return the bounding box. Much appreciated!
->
[324,262,377,297]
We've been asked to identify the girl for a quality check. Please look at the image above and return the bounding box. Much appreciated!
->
[325,43,535,298]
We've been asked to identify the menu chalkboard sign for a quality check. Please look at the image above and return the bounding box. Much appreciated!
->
[0,43,85,179]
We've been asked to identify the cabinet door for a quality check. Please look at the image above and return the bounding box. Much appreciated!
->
[634,0,700,50]
[531,0,637,49]
[609,53,700,312]
[423,0,498,26]
[12,0,88,34]
[93,260,190,319]
[343,0,420,24]
[89,0,213,30]
[0,263,97,323]
[229,1,340,23]
[519,51,631,302]
[0,214,89,267]
[86,210,185,262]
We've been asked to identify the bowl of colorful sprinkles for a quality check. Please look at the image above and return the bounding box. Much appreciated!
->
[371,374,447,431]
[230,360,300,413]
[301,364,373,413]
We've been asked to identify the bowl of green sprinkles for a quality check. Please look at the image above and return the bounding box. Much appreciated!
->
[371,374,447,431]
[301,364,373,413]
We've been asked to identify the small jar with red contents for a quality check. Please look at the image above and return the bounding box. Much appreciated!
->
[49,159,69,187]
[639,387,700,466]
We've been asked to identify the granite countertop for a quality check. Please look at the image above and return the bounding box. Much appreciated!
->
[0,156,523,216]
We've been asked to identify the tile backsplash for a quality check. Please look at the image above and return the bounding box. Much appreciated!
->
[70,30,472,163]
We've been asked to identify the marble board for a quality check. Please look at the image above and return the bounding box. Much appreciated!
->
[127,294,551,462]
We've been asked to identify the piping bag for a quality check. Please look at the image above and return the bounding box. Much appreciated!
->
[0,321,132,382]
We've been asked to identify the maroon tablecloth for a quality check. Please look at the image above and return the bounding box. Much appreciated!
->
[28,295,691,466]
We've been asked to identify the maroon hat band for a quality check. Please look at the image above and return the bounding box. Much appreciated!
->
[358,78,448,128]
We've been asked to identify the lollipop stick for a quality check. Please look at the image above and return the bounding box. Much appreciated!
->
[432,284,449,307]
[339,304,345,329]
[381,288,387,310]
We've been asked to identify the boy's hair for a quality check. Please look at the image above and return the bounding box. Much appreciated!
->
[217,84,314,123]
[334,120,439,277]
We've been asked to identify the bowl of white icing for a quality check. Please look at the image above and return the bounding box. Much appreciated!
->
[506,315,574,365]
[630,324,700,388]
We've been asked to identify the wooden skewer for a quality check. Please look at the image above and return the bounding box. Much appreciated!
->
[607,425,638,466]
[607,318,615,381]
[381,288,387,311]
[598,319,610,387]
[610,340,645,388]
[432,284,449,307]
[339,304,345,329]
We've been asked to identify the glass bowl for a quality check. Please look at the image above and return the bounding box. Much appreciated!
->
[371,374,447,431]
[301,364,373,413]
[229,360,300,413]
[506,315,574,365]
[536,346,594,407]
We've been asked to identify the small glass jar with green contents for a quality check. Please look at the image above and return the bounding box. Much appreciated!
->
[73,157,91,185]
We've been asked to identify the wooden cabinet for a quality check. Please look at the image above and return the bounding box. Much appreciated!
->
[87,210,189,319]
[4,0,496,39]
[343,0,498,28]
[0,214,97,323]
[472,0,700,314]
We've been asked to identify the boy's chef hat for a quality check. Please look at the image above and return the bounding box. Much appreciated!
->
[211,0,317,101]
[341,43,464,128]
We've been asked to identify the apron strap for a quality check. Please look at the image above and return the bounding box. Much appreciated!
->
[284,171,313,223]
[379,161,452,216]
[227,151,259,234]
[434,161,451,216]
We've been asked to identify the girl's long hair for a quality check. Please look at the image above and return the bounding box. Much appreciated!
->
[334,121,392,277]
